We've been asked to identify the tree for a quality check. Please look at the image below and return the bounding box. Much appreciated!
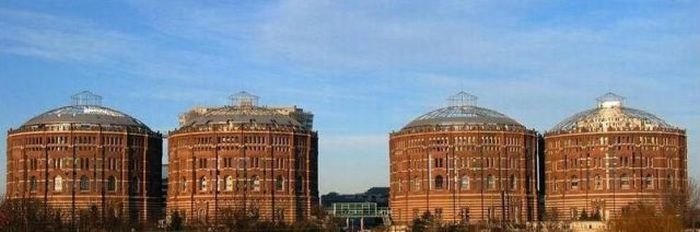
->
[410,211,442,232]
[686,178,700,229]
[311,205,343,232]
[169,211,184,231]
[540,208,563,231]
[0,197,68,232]
[76,205,101,231]
[219,206,261,231]
[607,201,682,232]
[103,202,130,232]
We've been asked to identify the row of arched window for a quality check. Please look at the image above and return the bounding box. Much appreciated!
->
[21,136,124,145]
[194,175,291,192]
[398,135,529,148]
[27,175,123,193]
[407,157,522,170]
[193,157,291,170]
[549,136,681,150]
[396,174,518,192]
[39,157,125,170]
[552,174,674,191]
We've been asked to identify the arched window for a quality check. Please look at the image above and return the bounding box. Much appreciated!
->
[397,178,402,192]
[181,177,187,191]
[434,175,444,190]
[594,175,602,190]
[251,175,260,192]
[486,175,495,190]
[510,175,516,190]
[225,176,234,191]
[645,174,653,189]
[461,175,470,190]
[54,176,63,192]
[413,176,420,192]
[29,176,37,191]
[199,176,208,191]
[621,174,630,189]
[571,175,579,190]
[409,178,415,192]
[80,175,89,191]
[667,175,673,189]
[107,176,116,191]
[276,176,284,191]
[132,177,140,193]
[197,208,207,223]
[295,176,303,193]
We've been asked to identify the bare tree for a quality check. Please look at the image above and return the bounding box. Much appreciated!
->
[0,197,69,232]
[607,201,682,232]
[541,208,563,232]
[409,211,443,232]
[686,178,700,229]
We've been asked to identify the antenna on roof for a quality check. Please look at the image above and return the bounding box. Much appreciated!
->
[448,91,477,107]
[71,91,102,106]
[229,91,259,107]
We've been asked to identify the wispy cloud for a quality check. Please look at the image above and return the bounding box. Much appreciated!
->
[0,7,248,85]
[0,9,139,63]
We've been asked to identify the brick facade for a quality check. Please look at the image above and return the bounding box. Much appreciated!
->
[543,93,687,221]
[389,126,539,225]
[389,92,539,225]
[166,92,318,224]
[544,129,687,220]
[5,95,163,223]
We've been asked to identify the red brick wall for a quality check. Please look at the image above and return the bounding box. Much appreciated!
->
[544,129,687,220]
[6,125,163,223]
[389,126,539,225]
[167,126,318,224]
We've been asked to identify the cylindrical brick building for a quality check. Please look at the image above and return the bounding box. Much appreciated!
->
[389,92,538,225]
[166,91,318,224]
[544,92,687,220]
[5,91,163,223]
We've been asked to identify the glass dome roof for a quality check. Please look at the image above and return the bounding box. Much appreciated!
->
[549,92,676,132]
[402,92,523,130]
[21,91,148,128]
[22,105,148,127]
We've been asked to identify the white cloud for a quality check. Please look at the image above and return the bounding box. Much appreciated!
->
[0,8,249,85]
[0,10,138,63]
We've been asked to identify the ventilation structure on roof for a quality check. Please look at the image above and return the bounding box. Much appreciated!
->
[596,92,625,108]
[229,91,259,107]
[448,91,478,107]
[71,91,103,106]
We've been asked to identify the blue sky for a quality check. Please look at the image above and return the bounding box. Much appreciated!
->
[0,1,698,195]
